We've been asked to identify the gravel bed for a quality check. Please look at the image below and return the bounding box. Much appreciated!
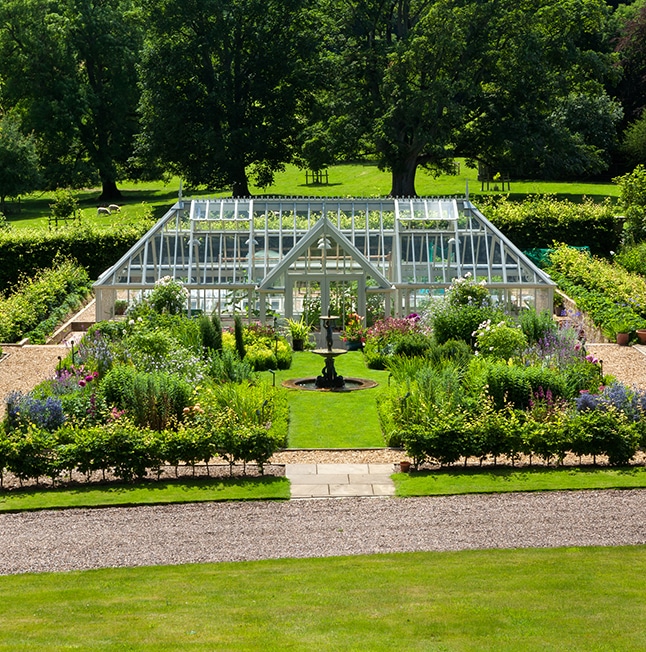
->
[1,489,646,575]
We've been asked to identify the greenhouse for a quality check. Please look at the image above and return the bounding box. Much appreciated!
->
[93,196,556,325]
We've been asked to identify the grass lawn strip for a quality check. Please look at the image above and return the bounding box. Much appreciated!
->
[0,476,289,512]
[262,350,390,448]
[394,465,646,496]
[0,547,645,650]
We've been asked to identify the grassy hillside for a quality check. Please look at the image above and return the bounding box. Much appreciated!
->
[6,161,620,231]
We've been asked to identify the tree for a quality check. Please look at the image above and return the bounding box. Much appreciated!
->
[622,109,646,166]
[0,112,40,211]
[0,0,143,199]
[458,0,618,180]
[312,0,616,195]
[137,0,316,197]
[615,3,646,124]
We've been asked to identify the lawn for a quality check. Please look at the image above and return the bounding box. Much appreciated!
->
[7,161,620,231]
[261,350,390,448]
[1,546,645,650]
[0,476,290,513]
[394,465,646,496]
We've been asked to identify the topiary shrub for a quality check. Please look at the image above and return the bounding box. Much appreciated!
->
[393,332,433,357]
[234,315,246,359]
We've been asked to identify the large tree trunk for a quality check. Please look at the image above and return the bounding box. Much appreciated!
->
[389,155,418,197]
[98,179,122,202]
[231,162,251,197]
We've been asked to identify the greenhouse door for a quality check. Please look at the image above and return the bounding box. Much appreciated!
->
[285,274,366,323]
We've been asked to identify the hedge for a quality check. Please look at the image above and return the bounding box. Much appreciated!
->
[480,195,620,258]
[0,222,150,292]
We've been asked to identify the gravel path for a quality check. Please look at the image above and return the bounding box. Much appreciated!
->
[2,489,646,575]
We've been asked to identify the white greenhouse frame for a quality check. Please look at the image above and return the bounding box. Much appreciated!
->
[94,196,556,324]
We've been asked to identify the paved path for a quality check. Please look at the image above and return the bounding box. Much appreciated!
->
[286,463,396,498]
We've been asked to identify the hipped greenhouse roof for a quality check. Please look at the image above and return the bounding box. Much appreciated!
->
[93,196,555,321]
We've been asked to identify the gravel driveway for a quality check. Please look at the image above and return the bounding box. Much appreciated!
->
[2,489,645,575]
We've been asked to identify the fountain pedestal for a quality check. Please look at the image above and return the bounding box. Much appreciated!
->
[314,315,346,389]
[281,315,377,392]
[314,348,346,389]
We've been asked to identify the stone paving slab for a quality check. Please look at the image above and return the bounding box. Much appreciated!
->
[285,463,397,499]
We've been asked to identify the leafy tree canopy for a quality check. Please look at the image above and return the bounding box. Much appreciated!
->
[0,112,40,207]
[0,0,143,199]
[136,0,318,197]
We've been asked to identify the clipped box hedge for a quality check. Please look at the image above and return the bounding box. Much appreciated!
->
[0,222,150,292]
[480,195,621,258]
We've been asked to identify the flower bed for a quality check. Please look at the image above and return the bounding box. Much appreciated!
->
[0,279,290,486]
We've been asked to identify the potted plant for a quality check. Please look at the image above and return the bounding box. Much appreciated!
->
[286,317,312,351]
[114,299,128,316]
[636,323,646,345]
[606,315,639,346]
[341,312,366,350]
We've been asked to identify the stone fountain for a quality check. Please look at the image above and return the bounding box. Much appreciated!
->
[282,315,377,392]
[313,315,347,389]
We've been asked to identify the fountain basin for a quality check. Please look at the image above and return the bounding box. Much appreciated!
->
[282,377,378,392]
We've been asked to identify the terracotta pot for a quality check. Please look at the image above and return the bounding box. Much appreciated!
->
[616,332,630,346]
[399,461,411,473]
[636,329,646,345]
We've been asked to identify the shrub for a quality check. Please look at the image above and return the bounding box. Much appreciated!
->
[547,244,646,328]
[198,314,219,356]
[486,364,566,410]
[426,339,473,368]
[5,426,56,485]
[159,424,214,475]
[210,313,223,352]
[615,242,646,276]
[147,277,189,315]
[519,308,557,345]
[100,366,192,431]
[433,303,500,346]
[479,195,619,257]
[103,420,163,481]
[206,348,255,383]
[364,315,428,368]
[0,258,91,343]
[399,408,471,467]
[193,381,287,471]
[234,315,246,359]
[393,332,433,357]
[0,220,150,293]
[568,408,640,466]
[447,272,492,308]
[473,319,527,360]
[614,164,646,244]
